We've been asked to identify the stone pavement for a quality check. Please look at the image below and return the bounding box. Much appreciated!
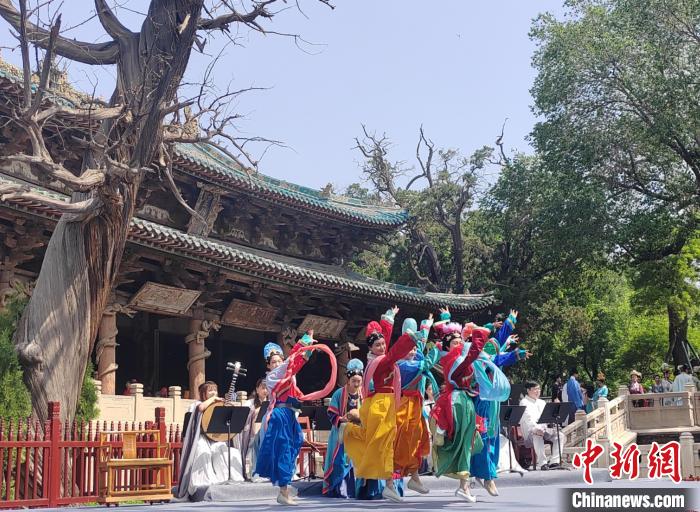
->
[37,470,700,511]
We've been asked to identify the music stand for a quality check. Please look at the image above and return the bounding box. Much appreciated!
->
[507,384,525,405]
[182,411,192,437]
[536,401,575,471]
[499,405,526,475]
[311,406,331,431]
[205,406,251,483]
[300,405,332,431]
[255,401,270,423]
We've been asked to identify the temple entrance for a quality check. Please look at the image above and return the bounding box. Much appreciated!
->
[207,325,278,399]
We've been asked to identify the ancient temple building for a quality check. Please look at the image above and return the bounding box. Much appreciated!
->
[0,60,496,406]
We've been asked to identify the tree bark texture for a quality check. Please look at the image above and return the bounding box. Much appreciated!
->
[96,308,119,395]
[451,222,465,294]
[668,303,690,369]
[13,0,206,424]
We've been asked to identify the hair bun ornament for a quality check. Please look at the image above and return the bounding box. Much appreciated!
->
[441,322,463,345]
[462,322,476,339]
[365,321,383,346]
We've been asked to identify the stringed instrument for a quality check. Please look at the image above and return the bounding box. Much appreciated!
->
[200,361,247,443]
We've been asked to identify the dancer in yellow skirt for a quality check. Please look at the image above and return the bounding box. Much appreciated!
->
[342,306,419,503]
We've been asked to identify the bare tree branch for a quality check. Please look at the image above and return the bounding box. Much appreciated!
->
[34,104,124,123]
[161,154,206,225]
[94,0,133,41]
[1,154,106,191]
[495,117,509,165]
[198,0,277,31]
[0,182,103,216]
[410,244,440,292]
[0,0,119,64]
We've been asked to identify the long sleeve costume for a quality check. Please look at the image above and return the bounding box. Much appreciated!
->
[344,309,419,481]
[255,338,313,487]
[394,317,440,477]
[175,401,246,499]
[471,312,527,481]
[322,386,361,497]
[430,320,489,479]
[591,385,608,409]
[566,376,585,411]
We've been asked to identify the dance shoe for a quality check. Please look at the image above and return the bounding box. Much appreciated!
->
[382,486,403,503]
[483,479,498,496]
[276,493,298,506]
[407,478,430,494]
[455,488,477,503]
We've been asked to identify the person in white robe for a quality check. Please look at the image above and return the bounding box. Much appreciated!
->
[496,434,526,474]
[176,381,247,500]
[670,365,698,407]
[519,380,566,470]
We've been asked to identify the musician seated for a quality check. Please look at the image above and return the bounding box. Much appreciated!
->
[519,380,566,470]
[175,381,245,500]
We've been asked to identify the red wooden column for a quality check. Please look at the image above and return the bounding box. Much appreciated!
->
[46,402,61,508]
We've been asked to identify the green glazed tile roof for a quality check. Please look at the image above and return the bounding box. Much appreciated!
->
[0,65,408,228]
[0,174,494,313]
[173,143,407,227]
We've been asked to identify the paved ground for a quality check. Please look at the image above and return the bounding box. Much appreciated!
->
[37,470,698,511]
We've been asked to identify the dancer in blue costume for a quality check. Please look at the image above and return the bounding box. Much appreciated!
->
[470,310,531,497]
[255,332,337,506]
[322,359,364,498]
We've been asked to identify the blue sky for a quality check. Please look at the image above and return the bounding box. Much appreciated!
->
[0,1,565,191]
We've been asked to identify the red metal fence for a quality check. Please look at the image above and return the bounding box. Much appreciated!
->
[0,402,183,509]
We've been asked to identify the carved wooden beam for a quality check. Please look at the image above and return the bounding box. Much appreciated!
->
[187,183,223,236]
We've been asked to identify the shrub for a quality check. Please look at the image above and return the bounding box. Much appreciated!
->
[0,293,31,421]
[0,290,99,422]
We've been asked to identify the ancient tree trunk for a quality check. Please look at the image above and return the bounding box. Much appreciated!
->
[15,198,135,424]
[451,222,465,294]
[14,0,205,424]
[668,303,690,369]
[408,226,443,292]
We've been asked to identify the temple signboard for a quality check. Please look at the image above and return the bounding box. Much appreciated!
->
[298,314,346,340]
[221,299,279,331]
[128,282,201,315]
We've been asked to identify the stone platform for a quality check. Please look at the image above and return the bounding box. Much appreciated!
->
[178,468,612,502]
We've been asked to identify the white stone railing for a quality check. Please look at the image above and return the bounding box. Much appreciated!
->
[561,393,633,464]
[624,384,697,431]
[94,381,195,427]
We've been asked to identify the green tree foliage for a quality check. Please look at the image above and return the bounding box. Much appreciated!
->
[353,127,496,293]
[530,0,700,367]
[531,0,700,211]
[0,292,98,422]
[476,154,610,304]
[76,360,99,424]
[0,294,31,421]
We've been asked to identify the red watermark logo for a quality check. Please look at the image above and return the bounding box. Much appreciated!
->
[571,440,681,484]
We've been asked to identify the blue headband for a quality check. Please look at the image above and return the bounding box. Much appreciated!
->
[346,358,364,376]
[263,342,283,360]
[402,318,418,335]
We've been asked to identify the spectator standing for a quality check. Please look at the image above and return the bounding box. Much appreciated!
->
[551,376,563,403]
[565,368,584,412]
